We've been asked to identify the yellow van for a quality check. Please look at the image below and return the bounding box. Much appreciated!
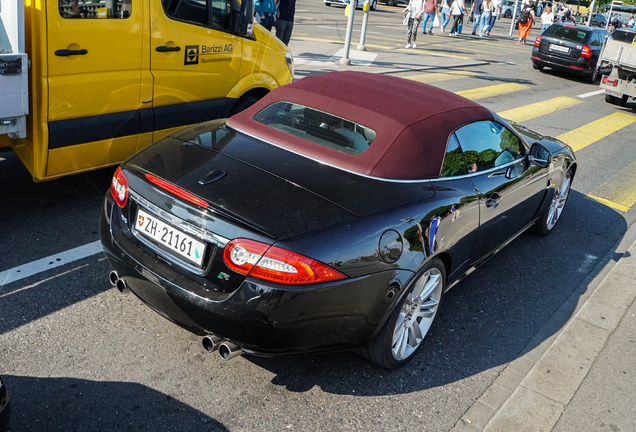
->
[0,0,293,181]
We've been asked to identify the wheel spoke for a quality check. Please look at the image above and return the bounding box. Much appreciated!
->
[418,272,440,301]
[408,320,423,346]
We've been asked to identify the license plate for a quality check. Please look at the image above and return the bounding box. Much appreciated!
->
[549,44,569,54]
[135,209,207,267]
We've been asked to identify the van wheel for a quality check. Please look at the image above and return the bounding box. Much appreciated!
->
[229,95,259,117]
[533,62,544,71]
[617,95,629,107]
[605,94,616,104]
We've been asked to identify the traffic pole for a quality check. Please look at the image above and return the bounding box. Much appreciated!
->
[508,0,520,39]
[357,0,370,51]
[340,1,357,65]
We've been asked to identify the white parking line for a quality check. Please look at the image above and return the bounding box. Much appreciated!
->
[0,241,103,286]
[577,89,605,98]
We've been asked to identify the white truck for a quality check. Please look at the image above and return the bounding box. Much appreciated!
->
[598,28,636,107]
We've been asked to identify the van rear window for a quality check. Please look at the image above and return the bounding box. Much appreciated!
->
[254,102,375,155]
[544,25,589,44]
[612,30,636,43]
[59,0,131,19]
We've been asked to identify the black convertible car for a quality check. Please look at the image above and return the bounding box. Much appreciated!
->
[101,71,576,369]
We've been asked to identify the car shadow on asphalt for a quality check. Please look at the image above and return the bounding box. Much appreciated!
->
[3,375,228,431]
[246,190,628,396]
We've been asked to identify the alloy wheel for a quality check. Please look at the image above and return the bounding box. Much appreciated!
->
[391,268,442,361]
[546,172,572,230]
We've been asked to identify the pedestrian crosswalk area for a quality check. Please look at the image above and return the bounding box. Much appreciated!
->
[405,72,636,213]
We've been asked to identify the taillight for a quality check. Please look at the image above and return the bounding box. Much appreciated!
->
[602,76,618,86]
[534,36,542,47]
[580,46,591,58]
[145,174,209,208]
[111,167,128,208]
[223,238,347,285]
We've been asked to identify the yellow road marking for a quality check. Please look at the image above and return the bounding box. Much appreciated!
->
[397,48,470,59]
[405,70,479,83]
[497,97,582,123]
[587,158,636,212]
[456,83,528,100]
[556,112,636,152]
[588,195,631,212]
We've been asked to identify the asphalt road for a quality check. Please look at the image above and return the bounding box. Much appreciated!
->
[1,4,635,431]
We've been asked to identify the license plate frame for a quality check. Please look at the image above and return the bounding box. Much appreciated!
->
[549,44,569,54]
[134,208,207,267]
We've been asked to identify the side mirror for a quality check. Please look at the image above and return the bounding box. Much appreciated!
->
[528,142,552,168]
[235,0,254,36]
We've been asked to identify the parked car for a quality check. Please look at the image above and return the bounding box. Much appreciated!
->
[531,23,611,82]
[101,71,576,370]
[0,376,10,432]
[324,0,378,10]
[580,13,607,27]
[502,0,520,18]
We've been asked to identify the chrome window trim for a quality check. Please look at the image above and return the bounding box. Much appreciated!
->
[431,158,524,182]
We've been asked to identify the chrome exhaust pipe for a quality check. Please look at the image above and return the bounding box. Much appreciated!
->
[109,271,119,287]
[115,278,128,293]
[218,341,244,360]
[202,335,225,353]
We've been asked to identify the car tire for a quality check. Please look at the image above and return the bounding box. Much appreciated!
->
[532,168,573,236]
[605,93,616,104]
[325,2,331,5]
[533,62,545,71]
[617,95,629,107]
[587,67,600,83]
[504,10,511,18]
[363,258,445,369]
[228,95,260,117]
[371,0,377,10]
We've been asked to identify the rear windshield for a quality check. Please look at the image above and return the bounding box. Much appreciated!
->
[544,25,589,44]
[254,102,375,155]
[612,30,636,44]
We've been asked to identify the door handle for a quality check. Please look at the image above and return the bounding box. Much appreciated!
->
[485,195,501,208]
[55,49,88,56]
[156,46,181,52]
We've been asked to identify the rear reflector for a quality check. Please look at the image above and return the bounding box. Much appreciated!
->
[603,76,619,86]
[224,238,347,285]
[145,174,209,208]
[569,65,585,70]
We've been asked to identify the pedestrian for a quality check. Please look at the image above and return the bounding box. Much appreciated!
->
[485,0,501,36]
[540,5,553,33]
[275,0,296,45]
[255,0,277,31]
[404,0,424,48]
[479,0,492,36]
[517,1,535,44]
[440,0,451,31]
[470,0,484,35]
[629,13,635,27]
[448,0,464,36]
[421,0,438,35]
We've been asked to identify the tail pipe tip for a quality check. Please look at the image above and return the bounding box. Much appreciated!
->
[218,341,244,360]
[109,271,128,293]
[202,335,225,353]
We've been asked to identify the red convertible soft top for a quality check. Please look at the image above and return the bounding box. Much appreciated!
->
[228,71,493,180]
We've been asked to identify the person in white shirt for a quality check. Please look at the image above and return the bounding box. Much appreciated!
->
[404,0,425,48]
[541,5,554,33]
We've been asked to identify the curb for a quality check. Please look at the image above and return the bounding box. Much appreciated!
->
[450,220,636,432]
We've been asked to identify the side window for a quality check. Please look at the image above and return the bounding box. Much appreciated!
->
[589,32,601,47]
[59,0,132,19]
[440,134,468,178]
[162,0,231,30]
[455,121,523,173]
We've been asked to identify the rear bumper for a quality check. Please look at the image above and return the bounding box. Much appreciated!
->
[531,48,593,76]
[100,195,410,356]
